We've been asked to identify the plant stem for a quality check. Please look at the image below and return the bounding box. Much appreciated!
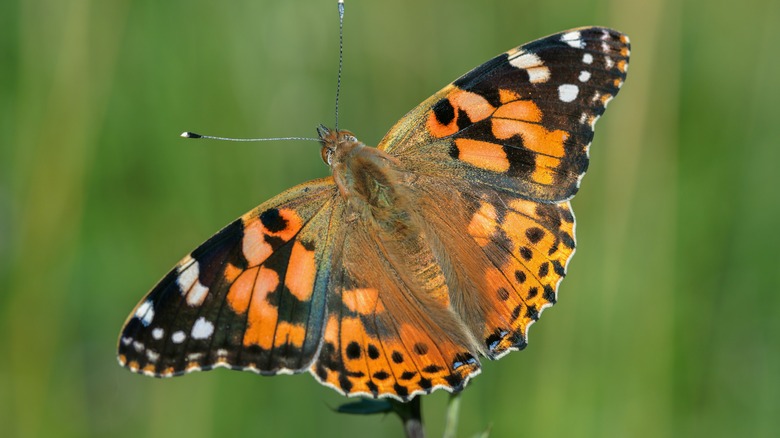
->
[391,397,424,438]
[443,392,462,438]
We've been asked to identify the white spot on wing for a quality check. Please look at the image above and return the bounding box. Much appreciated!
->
[605,56,615,69]
[186,282,209,307]
[132,341,144,352]
[509,52,541,69]
[558,84,579,102]
[527,67,551,84]
[121,337,133,346]
[187,352,204,361]
[146,350,160,362]
[152,327,164,340]
[172,331,186,344]
[561,31,584,48]
[177,260,210,306]
[578,71,591,82]
[583,53,593,64]
[191,317,215,340]
[509,52,550,83]
[177,257,198,294]
[135,300,154,327]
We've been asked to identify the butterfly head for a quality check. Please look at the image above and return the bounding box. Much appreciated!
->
[317,125,359,166]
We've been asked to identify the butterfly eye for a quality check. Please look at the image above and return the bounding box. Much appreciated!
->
[320,146,334,165]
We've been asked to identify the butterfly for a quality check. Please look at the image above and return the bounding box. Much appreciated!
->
[118,27,630,402]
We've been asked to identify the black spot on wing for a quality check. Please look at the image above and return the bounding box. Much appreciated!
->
[413,343,428,355]
[400,371,417,380]
[538,262,549,278]
[525,227,545,244]
[543,285,557,303]
[260,208,287,233]
[432,98,455,126]
[456,108,472,131]
[504,143,536,178]
[346,342,361,360]
[393,384,409,399]
[422,364,444,374]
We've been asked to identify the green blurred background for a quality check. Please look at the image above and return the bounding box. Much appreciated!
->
[2,0,779,436]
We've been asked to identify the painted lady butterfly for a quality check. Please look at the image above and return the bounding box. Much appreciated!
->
[118,26,630,402]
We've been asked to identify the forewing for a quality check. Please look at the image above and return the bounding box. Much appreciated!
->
[118,178,340,377]
[378,27,630,202]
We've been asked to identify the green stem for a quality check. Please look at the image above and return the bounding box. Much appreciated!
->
[443,392,462,438]
[391,397,424,438]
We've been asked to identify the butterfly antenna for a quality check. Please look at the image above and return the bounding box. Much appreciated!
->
[181,132,319,142]
[334,0,345,131]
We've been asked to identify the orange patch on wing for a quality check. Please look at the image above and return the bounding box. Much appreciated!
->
[493,100,542,123]
[499,89,522,104]
[342,288,384,314]
[242,209,304,266]
[427,111,458,138]
[427,88,497,139]
[227,267,257,314]
[285,241,316,301]
[396,324,447,373]
[338,317,375,394]
[491,119,568,157]
[617,60,627,72]
[223,262,242,283]
[270,209,304,241]
[507,198,537,218]
[484,267,508,291]
[242,220,273,266]
[467,202,498,247]
[274,321,306,348]
[340,317,366,357]
[449,89,495,122]
[531,155,562,185]
[455,139,510,172]
[243,267,280,349]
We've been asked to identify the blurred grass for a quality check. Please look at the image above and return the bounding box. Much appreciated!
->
[2,0,779,437]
